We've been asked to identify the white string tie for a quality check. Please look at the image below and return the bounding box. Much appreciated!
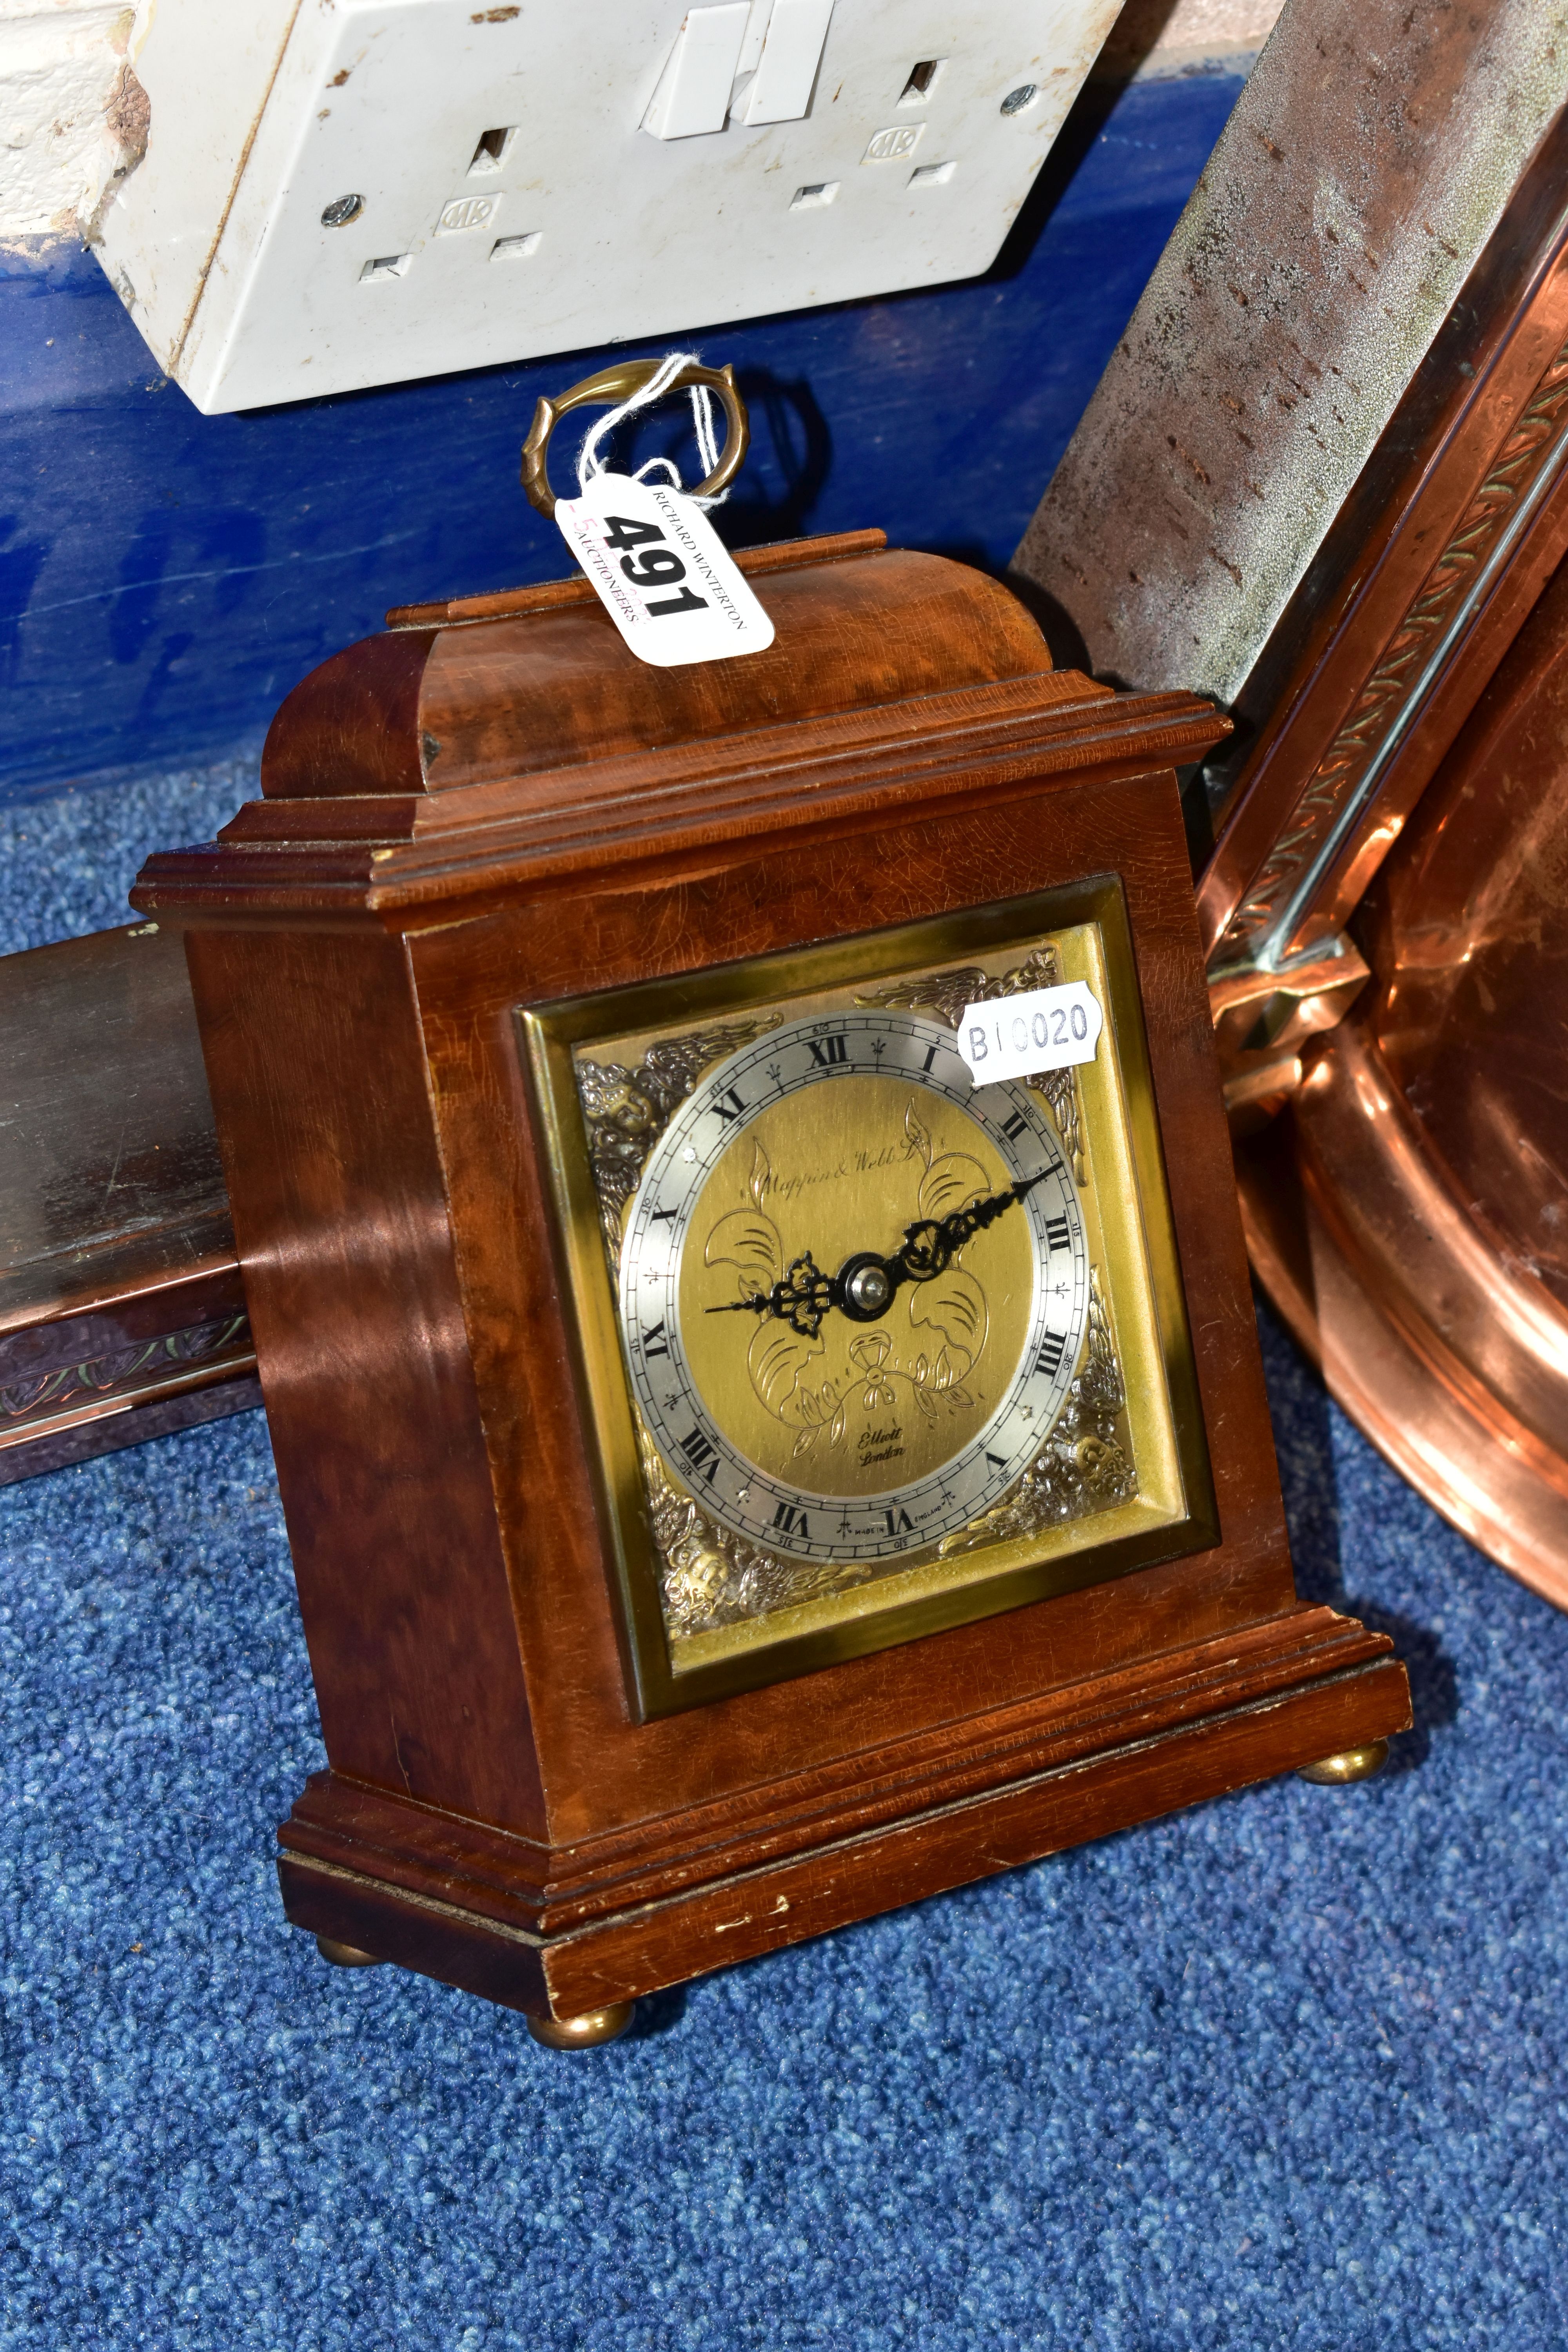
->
[575,350,731,509]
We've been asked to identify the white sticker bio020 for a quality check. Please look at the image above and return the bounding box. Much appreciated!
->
[957,982,1103,1086]
[554,473,775,668]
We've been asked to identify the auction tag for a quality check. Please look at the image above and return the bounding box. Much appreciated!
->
[554,472,775,667]
[957,983,1104,1085]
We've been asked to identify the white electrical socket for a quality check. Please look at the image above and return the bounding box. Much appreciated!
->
[98,0,1123,416]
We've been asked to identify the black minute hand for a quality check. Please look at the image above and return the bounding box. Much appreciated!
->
[706,1170,1049,1340]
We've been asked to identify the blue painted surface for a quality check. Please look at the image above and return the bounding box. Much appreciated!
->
[0,73,1243,804]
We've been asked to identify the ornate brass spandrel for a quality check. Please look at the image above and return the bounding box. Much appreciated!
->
[641,1426,879,1637]
[575,1016,781,1265]
[858,946,1087,1185]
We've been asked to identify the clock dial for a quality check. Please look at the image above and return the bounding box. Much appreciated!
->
[618,1012,1090,1565]
[537,893,1211,1712]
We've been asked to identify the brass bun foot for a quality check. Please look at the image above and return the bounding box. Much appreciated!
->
[316,1935,384,1968]
[526,2002,636,2050]
[1298,1738,1390,1786]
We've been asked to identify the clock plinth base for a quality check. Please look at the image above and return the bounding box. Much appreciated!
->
[277,1606,1409,2027]
[1297,1740,1390,1786]
[526,2004,637,2051]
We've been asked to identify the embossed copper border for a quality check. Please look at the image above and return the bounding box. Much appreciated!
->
[1210,313,1568,971]
[1200,147,1568,982]
[0,1311,257,1465]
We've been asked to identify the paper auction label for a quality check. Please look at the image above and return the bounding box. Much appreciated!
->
[554,472,775,668]
[956,983,1104,1085]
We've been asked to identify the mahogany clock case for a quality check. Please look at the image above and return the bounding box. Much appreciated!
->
[132,532,1408,2027]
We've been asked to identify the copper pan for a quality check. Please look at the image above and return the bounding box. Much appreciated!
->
[1236,549,1568,1605]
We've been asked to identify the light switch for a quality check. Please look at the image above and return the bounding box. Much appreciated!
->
[642,5,751,141]
[738,0,835,126]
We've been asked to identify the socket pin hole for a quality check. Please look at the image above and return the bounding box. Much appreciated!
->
[899,59,944,104]
[468,126,515,172]
[360,253,410,281]
[1000,83,1038,114]
[910,160,956,186]
[321,193,365,227]
[491,232,542,260]
[791,182,839,209]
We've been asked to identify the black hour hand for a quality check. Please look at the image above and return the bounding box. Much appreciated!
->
[706,1251,838,1339]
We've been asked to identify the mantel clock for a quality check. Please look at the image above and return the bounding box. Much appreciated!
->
[134,379,1408,2046]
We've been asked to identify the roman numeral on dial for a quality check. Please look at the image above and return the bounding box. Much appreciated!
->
[1044,1214,1071,1253]
[1001,1108,1029,1141]
[807,1033,849,1067]
[712,1086,746,1122]
[1036,1328,1066,1377]
[884,1506,913,1535]
[679,1426,720,1482]
[772,1501,811,1538]
[641,1320,670,1359]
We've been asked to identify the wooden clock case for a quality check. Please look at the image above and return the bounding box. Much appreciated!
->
[133,530,1409,2033]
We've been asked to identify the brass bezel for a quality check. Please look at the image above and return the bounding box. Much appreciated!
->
[521,880,1217,1720]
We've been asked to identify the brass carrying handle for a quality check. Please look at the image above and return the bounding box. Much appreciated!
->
[520,358,750,519]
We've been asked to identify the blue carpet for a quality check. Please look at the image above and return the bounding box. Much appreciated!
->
[4,771,1567,2348]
